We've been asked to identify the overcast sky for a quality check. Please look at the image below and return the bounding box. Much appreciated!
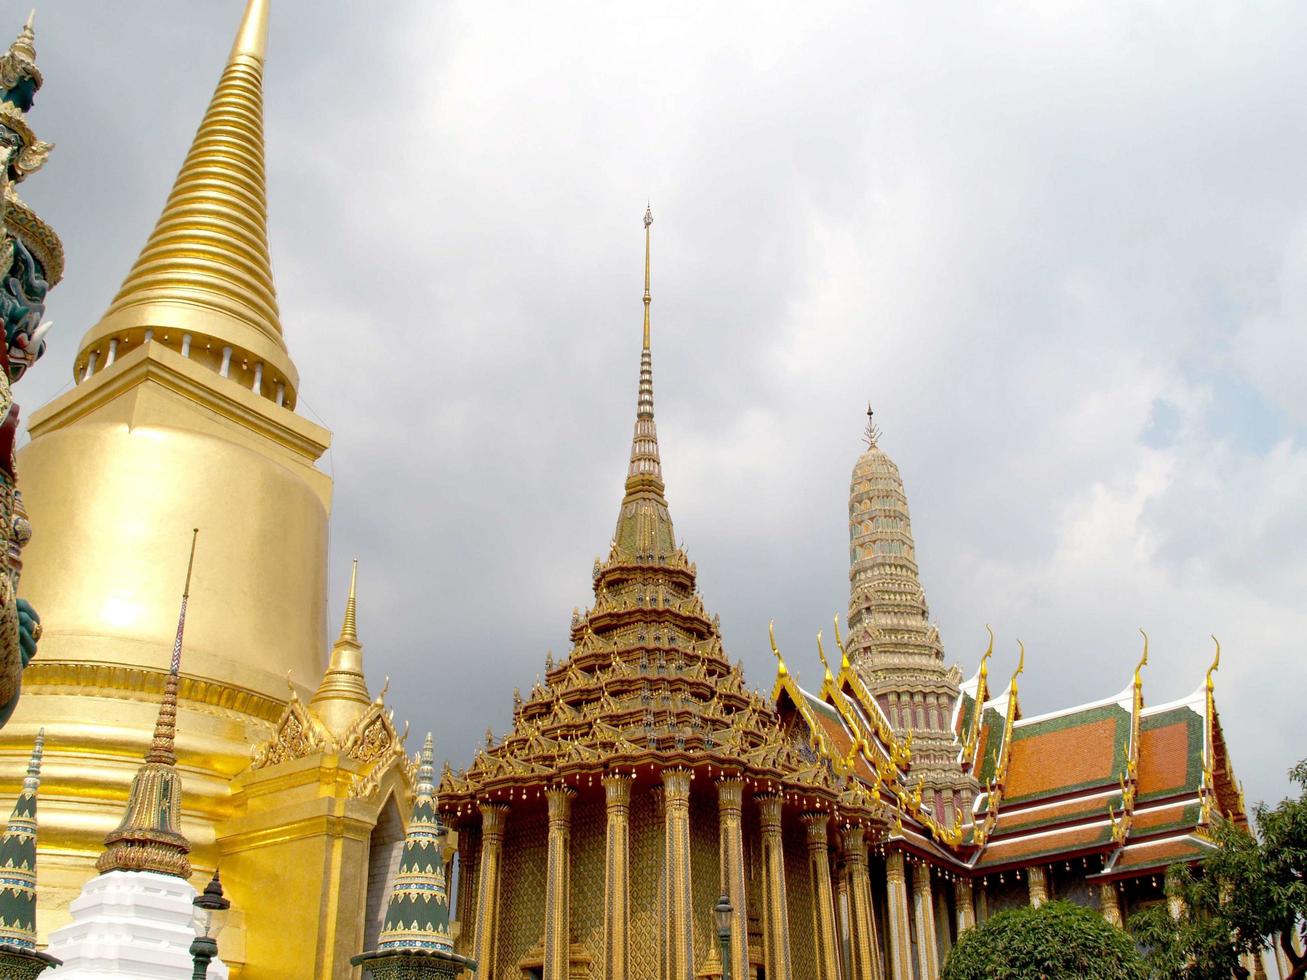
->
[16,2,1306,809]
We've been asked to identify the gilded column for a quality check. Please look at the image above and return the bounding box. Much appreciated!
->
[603,773,634,980]
[474,802,510,979]
[911,861,940,980]
[757,793,793,980]
[836,859,851,979]
[801,812,842,980]
[1026,865,1048,908]
[717,776,748,980]
[544,785,577,980]
[662,768,694,980]
[456,824,480,955]
[841,826,882,980]
[975,879,989,924]
[1097,883,1130,928]
[884,852,912,980]
[954,877,975,935]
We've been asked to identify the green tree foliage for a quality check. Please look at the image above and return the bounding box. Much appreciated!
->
[942,900,1146,980]
[1131,759,1307,979]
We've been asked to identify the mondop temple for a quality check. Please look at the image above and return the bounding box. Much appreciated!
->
[0,1,1256,979]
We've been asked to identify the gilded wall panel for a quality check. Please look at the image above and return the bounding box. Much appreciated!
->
[689,786,723,966]
[629,789,662,980]
[783,817,818,980]
[571,789,606,973]
[496,808,548,978]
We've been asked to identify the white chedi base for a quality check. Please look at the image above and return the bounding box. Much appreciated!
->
[46,870,229,978]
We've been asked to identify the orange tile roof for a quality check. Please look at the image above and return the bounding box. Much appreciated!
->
[992,794,1117,835]
[1137,712,1201,800]
[974,822,1114,868]
[1005,711,1125,803]
[1112,835,1212,873]
[1127,801,1201,838]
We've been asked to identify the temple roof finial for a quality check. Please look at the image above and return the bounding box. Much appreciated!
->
[614,206,675,556]
[311,559,372,734]
[339,558,359,646]
[643,204,653,350]
[98,531,198,878]
[864,403,881,449]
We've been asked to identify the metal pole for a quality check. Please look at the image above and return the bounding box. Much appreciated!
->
[190,936,216,979]
[718,926,732,980]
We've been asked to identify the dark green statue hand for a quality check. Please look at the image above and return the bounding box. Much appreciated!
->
[16,597,38,667]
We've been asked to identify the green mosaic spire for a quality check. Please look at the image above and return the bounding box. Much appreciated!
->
[377,733,453,953]
[0,730,43,950]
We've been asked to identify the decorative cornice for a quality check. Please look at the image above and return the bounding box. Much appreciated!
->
[22,660,286,724]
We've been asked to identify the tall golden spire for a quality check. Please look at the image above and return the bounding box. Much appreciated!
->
[97,531,199,879]
[310,559,372,734]
[76,0,299,405]
[614,206,675,558]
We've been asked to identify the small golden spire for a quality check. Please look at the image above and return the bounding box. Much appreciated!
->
[642,204,653,351]
[338,558,359,645]
[311,558,371,734]
[147,529,199,766]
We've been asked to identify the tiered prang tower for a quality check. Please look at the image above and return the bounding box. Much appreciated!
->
[846,409,979,825]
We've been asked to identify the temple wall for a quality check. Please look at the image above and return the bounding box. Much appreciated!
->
[689,787,723,964]
[496,807,548,977]
[571,790,606,971]
[782,815,818,980]
[629,790,662,980]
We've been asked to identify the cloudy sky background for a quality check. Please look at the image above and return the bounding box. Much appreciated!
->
[17,2,1306,808]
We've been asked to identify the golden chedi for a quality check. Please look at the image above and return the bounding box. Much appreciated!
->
[0,0,332,945]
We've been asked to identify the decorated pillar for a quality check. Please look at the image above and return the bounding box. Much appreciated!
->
[911,861,940,980]
[801,812,842,980]
[717,776,748,980]
[1098,882,1122,927]
[473,801,510,979]
[841,826,882,980]
[884,852,912,980]
[544,785,577,980]
[661,768,694,980]
[835,859,851,978]
[602,772,634,980]
[1027,865,1049,908]
[455,823,480,954]
[975,879,989,924]
[954,877,976,934]
[757,792,793,980]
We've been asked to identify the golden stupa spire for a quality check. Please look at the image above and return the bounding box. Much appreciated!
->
[98,531,199,879]
[76,0,299,406]
[614,205,675,557]
[310,559,372,734]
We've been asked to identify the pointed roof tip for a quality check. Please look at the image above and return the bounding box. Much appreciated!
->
[230,0,270,63]
[338,559,359,645]
[10,7,36,64]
